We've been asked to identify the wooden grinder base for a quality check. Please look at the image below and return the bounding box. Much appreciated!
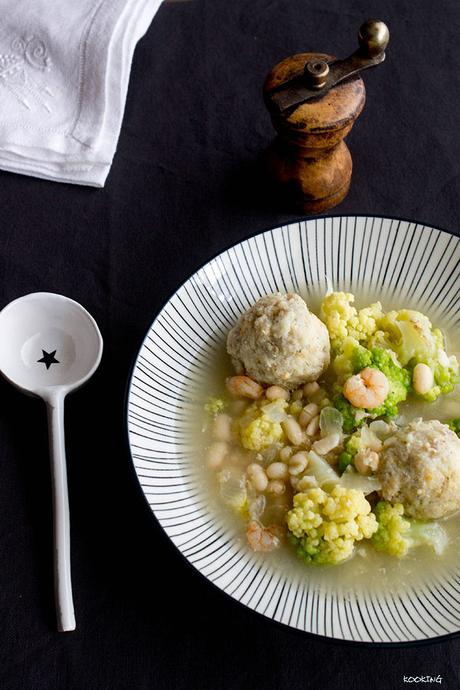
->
[263,53,366,214]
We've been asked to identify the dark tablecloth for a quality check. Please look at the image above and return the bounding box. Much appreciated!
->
[1,1,460,688]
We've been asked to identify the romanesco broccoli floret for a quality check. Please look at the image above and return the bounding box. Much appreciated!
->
[332,345,410,427]
[367,348,411,417]
[333,337,372,382]
[448,419,460,437]
[321,292,383,350]
[368,310,459,403]
[204,397,227,416]
[419,357,459,402]
[286,486,378,565]
[331,392,364,433]
[326,298,458,415]
[338,426,378,473]
[345,433,363,457]
[372,501,448,558]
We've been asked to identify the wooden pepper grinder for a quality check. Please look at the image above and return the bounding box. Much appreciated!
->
[263,20,390,213]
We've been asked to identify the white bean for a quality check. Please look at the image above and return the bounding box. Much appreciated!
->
[292,388,304,401]
[282,417,303,446]
[354,450,379,475]
[289,451,309,476]
[265,385,290,401]
[266,462,289,480]
[207,441,228,469]
[247,463,268,492]
[412,363,434,395]
[212,414,233,442]
[279,446,294,463]
[303,381,320,397]
[299,403,319,427]
[312,433,341,456]
[226,375,263,400]
[305,414,320,437]
[369,420,390,438]
[266,479,286,495]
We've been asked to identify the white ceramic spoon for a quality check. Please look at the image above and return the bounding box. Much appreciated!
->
[0,293,103,632]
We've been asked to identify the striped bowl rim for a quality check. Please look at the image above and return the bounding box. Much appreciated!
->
[126,216,460,645]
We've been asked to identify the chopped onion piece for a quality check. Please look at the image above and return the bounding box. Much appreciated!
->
[360,425,382,451]
[248,494,266,520]
[218,469,247,511]
[319,406,343,437]
[339,466,382,495]
[304,451,340,488]
[262,399,288,422]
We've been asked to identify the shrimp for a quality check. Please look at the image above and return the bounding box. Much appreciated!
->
[246,520,283,552]
[226,375,263,399]
[343,367,390,409]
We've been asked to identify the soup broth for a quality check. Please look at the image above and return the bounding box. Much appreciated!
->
[190,291,460,595]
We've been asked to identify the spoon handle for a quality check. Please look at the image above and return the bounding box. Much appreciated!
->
[47,393,76,632]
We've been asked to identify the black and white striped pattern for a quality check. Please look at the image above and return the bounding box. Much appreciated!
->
[127,216,460,644]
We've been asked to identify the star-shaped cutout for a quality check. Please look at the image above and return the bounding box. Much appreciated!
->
[37,349,60,370]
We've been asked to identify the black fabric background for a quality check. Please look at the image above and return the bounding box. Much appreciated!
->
[1,1,460,688]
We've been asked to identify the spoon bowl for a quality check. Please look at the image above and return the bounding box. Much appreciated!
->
[0,292,102,398]
[0,292,103,632]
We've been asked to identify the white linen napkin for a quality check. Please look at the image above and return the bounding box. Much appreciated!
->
[0,0,162,186]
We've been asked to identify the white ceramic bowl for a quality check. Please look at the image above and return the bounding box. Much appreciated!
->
[127,216,460,644]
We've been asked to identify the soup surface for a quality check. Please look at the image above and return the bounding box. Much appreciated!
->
[190,289,460,595]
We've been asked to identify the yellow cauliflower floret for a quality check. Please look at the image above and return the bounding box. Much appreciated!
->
[289,400,304,416]
[321,292,382,350]
[240,416,284,451]
[321,292,357,342]
[332,336,361,382]
[350,304,384,341]
[239,399,288,451]
[286,486,378,565]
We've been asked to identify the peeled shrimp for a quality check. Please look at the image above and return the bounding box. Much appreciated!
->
[246,521,282,552]
[343,367,390,409]
[226,375,263,399]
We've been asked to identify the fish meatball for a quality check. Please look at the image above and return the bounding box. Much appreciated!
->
[227,293,330,389]
[377,419,460,519]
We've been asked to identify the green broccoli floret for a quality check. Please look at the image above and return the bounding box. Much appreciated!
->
[352,345,373,372]
[345,434,362,457]
[332,393,364,433]
[371,311,459,403]
[204,396,227,416]
[447,419,460,437]
[419,362,459,402]
[332,337,371,383]
[287,486,378,566]
[332,346,410,431]
[372,501,448,558]
[368,347,411,417]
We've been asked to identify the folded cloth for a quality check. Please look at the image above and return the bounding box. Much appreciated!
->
[0,0,162,186]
